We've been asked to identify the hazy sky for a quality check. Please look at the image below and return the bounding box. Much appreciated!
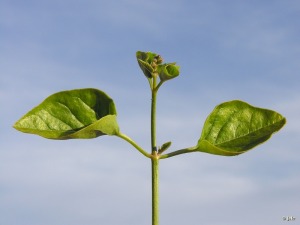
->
[1,0,299,225]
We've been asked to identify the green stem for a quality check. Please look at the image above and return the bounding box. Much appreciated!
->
[116,132,151,158]
[151,75,159,225]
[151,77,157,152]
[152,156,159,225]
[154,80,164,92]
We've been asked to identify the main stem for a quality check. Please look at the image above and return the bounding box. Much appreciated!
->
[151,76,159,225]
[151,78,157,151]
[152,156,159,225]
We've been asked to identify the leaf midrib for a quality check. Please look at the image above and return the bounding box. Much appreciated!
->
[214,119,284,146]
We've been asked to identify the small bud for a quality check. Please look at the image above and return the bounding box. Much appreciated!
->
[158,141,172,154]
[154,55,163,64]
[151,61,157,69]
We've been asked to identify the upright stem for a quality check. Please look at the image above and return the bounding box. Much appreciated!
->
[151,76,159,225]
[152,156,159,225]
[151,77,157,151]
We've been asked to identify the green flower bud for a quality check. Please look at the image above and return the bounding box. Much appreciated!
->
[155,55,163,64]
[158,63,180,82]
[151,61,157,68]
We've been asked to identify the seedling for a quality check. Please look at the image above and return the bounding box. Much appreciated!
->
[14,51,286,225]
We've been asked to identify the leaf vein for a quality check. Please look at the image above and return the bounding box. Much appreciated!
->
[42,109,74,130]
[56,101,85,127]
[215,110,239,144]
[204,107,221,140]
[74,97,100,118]
[34,113,51,130]
[215,119,283,146]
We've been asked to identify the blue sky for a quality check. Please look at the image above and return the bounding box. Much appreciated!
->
[1,0,299,224]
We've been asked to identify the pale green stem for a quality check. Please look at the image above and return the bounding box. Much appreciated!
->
[116,132,151,158]
[151,77,157,151]
[154,80,164,92]
[152,156,159,225]
[151,76,159,225]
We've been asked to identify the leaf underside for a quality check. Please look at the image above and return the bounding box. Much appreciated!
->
[14,88,119,139]
[196,100,286,156]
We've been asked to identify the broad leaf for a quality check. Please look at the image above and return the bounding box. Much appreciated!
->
[195,100,286,156]
[14,88,119,139]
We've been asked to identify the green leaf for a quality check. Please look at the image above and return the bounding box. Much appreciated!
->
[137,59,154,77]
[13,88,119,139]
[158,63,180,82]
[195,100,286,156]
[136,51,158,78]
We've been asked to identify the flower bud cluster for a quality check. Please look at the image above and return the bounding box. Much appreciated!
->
[136,51,180,83]
[151,55,164,77]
